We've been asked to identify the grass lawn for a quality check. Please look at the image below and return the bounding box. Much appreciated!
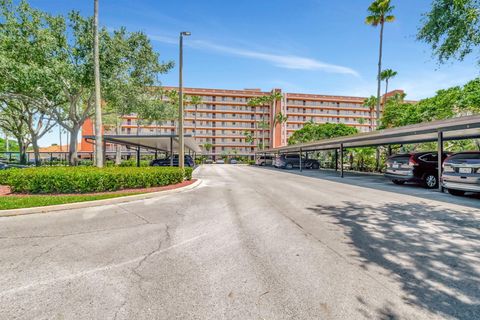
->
[0,193,143,210]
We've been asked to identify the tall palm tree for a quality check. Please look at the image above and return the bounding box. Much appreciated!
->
[266,92,283,149]
[259,96,271,150]
[93,0,104,167]
[366,0,395,128]
[380,68,398,105]
[247,97,261,150]
[363,95,377,131]
[189,95,202,136]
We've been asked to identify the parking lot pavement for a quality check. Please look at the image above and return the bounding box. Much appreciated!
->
[268,166,480,209]
[0,164,479,319]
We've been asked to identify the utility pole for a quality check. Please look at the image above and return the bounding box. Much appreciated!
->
[178,31,191,169]
[93,0,104,167]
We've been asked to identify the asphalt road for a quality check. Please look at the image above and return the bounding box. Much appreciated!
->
[0,165,479,319]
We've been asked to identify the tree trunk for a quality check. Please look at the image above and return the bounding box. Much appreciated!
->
[31,135,41,166]
[68,125,80,166]
[17,138,26,165]
[375,21,385,128]
[384,79,389,106]
[93,0,104,167]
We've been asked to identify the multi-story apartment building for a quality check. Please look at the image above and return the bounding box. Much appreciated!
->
[81,87,404,158]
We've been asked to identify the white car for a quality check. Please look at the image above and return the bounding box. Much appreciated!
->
[215,159,225,164]
[230,159,238,164]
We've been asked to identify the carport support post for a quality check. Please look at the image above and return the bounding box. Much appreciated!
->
[340,144,344,178]
[170,137,173,166]
[299,148,303,172]
[136,147,140,167]
[334,149,338,171]
[438,131,444,192]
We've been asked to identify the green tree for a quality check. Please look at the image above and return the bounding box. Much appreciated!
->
[366,0,395,126]
[0,101,30,164]
[0,94,55,165]
[418,0,480,65]
[274,112,288,126]
[363,95,378,130]
[188,95,203,136]
[0,1,172,165]
[288,122,358,145]
[380,68,398,104]
[202,142,213,154]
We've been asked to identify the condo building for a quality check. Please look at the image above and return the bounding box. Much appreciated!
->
[81,87,404,158]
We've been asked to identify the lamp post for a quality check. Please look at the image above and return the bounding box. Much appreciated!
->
[178,31,191,169]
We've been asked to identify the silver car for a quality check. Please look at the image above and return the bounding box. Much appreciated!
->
[442,152,480,196]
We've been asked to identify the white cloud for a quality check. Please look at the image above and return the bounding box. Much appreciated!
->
[151,35,359,77]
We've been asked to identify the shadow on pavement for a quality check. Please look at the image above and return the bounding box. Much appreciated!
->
[254,166,480,210]
[307,201,480,319]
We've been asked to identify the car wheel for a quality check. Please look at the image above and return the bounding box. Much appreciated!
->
[311,162,319,170]
[392,180,405,185]
[423,174,438,189]
[260,162,265,166]
[285,163,293,170]
[447,189,466,196]
[152,163,160,167]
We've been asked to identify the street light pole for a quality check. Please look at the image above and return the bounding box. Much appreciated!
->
[178,31,191,169]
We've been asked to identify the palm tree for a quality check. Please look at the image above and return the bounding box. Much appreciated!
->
[259,96,271,150]
[189,95,202,136]
[366,0,395,128]
[380,69,398,105]
[274,112,288,126]
[202,142,213,157]
[247,97,261,150]
[93,0,104,167]
[243,130,254,158]
[363,96,377,131]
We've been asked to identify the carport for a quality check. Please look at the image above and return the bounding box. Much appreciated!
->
[257,115,480,191]
[84,134,201,167]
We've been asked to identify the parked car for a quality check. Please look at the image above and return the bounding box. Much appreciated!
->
[274,154,320,170]
[204,159,214,164]
[230,159,238,164]
[0,162,28,170]
[150,155,195,167]
[256,155,273,166]
[442,152,480,196]
[215,159,225,164]
[384,152,449,188]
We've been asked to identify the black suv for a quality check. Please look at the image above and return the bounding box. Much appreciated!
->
[274,154,320,170]
[385,152,449,188]
[150,155,195,167]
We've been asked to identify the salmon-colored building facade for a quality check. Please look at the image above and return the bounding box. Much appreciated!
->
[81,86,403,158]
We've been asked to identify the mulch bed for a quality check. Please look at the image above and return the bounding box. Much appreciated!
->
[0,179,197,197]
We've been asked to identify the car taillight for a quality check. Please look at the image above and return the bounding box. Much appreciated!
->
[408,155,418,166]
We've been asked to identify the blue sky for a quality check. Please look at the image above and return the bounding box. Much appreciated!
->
[27,0,478,146]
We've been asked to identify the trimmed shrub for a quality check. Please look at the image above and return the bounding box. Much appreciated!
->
[119,160,150,167]
[184,167,193,180]
[1,166,190,194]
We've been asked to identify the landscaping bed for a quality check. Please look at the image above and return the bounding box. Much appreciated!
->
[0,179,197,210]
[0,166,194,210]
[0,166,192,194]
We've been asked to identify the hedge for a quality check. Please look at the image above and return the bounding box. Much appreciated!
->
[0,166,193,194]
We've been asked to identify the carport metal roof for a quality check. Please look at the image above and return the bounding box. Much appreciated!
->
[257,115,480,154]
[84,134,202,153]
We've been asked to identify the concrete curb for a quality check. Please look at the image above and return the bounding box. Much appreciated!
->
[0,179,202,218]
